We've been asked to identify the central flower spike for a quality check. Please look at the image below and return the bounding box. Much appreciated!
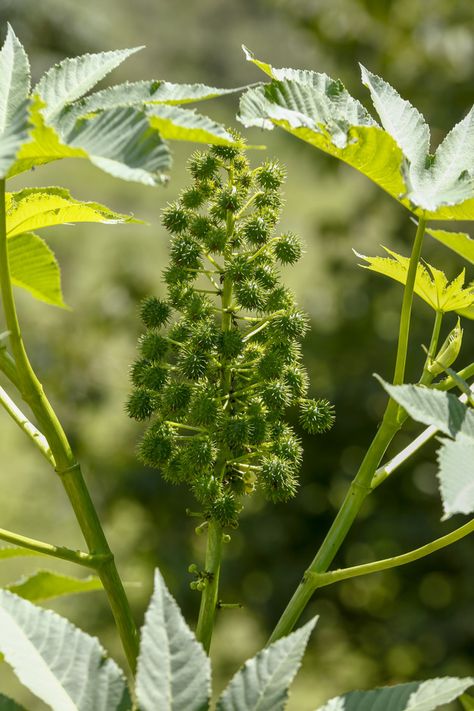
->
[127,137,335,527]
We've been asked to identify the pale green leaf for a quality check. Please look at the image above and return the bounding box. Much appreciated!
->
[241,53,474,220]
[147,104,235,144]
[356,246,474,312]
[437,439,474,519]
[0,547,42,560]
[427,228,474,265]
[36,46,143,121]
[0,588,128,710]
[6,186,140,237]
[0,693,25,710]
[461,693,474,710]
[0,26,31,178]
[0,24,30,133]
[359,65,429,167]
[315,677,474,711]
[66,106,171,185]
[6,570,102,602]
[7,96,86,178]
[135,568,210,711]
[75,79,243,115]
[239,83,407,203]
[217,617,317,711]
[377,379,474,439]
[9,232,66,308]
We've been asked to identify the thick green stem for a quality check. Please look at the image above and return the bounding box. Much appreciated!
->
[268,217,427,644]
[195,520,223,653]
[0,180,139,673]
[309,518,474,588]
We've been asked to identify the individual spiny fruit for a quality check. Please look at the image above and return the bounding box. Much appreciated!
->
[127,138,334,528]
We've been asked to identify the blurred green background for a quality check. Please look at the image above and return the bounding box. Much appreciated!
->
[0,0,473,708]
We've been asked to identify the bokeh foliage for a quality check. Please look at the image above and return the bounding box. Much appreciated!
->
[0,1,473,709]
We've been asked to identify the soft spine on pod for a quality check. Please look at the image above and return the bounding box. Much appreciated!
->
[127,136,335,528]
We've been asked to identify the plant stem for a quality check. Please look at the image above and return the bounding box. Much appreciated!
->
[420,310,443,384]
[0,179,139,673]
[0,385,54,465]
[268,217,427,644]
[308,518,474,588]
[195,519,223,653]
[0,527,96,567]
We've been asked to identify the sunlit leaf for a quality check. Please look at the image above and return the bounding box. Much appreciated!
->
[9,232,66,308]
[6,186,140,237]
[0,547,43,561]
[356,246,474,312]
[360,64,429,168]
[427,228,474,265]
[437,439,474,519]
[135,568,211,711]
[36,46,143,121]
[147,105,235,144]
[217,617,317,711]
[6,570,102,602]
[315,677,474,711]
[0,588,129,710]
[0,25,31,178]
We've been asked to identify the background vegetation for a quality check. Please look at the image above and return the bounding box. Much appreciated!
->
[0,0,472,708]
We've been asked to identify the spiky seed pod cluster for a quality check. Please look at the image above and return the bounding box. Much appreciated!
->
[127,138,335,528]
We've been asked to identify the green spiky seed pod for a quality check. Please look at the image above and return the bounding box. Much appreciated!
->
[299,398,335,434]
[140,296,170,329]
[128,138,333,531]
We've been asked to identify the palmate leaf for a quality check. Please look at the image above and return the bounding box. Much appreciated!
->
[9,232,65,308]
[240,50,474,220]
[36,46,143,121]
[356,247,474,312]
[0,25,30,178]
[5,186,141,237]
[147,105,235,144]
[0,588,129,711]
[427,228,474,265]
[6,570,102,602]
[0,548,43,561]
[315,677,474,711]
[76,79,244,114]
[135,568,210,711]
[437,439,474,519]
[217,617,317,711]
[379,380,474,518]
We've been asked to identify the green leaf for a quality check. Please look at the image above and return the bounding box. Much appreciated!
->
[359,65,429,168]
[217,617,317,711]
[378,380,474,439]
[65,106,171,185]
[6,186,140,237]
[0,547,42,560]
[315,676,474,711]
[135,568,211,711]
[0,24,30,133]
[0,25,31,178]
[36,46,143,121]
[427,228,474,265]
[356,246,474,312]
[0,693,25,710]
[409,108,474,214]
[239,82,407,205]
[76,80,244,114]
[6,570,102,602]
[147,105,235,144]
[0,588,128,710]
[437,439,474,519]
[9,232,66,308]
[461,693,474,710]
[240,52,474,220]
